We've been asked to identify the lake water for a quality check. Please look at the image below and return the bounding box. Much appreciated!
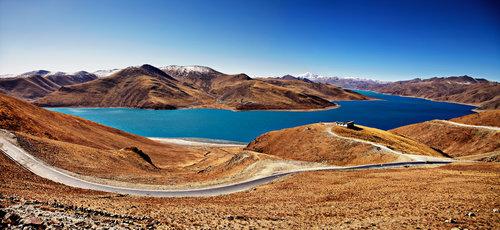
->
[48,91,476,142]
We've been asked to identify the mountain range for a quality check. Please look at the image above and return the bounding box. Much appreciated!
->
[2,66,498,110]
[295,73,499,110]
[0,64,369,110]
[0,71,97,100]
[366,76,500,110]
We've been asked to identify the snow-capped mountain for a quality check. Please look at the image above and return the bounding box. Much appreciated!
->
[0,74,16,78]
[160,65,223,79]
[93,68,121,78]
[161,65,220,75]
[296,72,326,80]
[294,72,387,89]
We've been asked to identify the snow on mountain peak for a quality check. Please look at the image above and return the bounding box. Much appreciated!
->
[161,65,218,74]
[93,69,121,78]
[297,72,326,79]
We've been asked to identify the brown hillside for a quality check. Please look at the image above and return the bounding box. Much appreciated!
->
[0,93,276,185]
[450,110,500,127]
[35,65,212,109]
[245,123,442,165]
[215,79,336,110]
[36,64,369,110]
[165,65,371,110]
[262,78,370,101]
[368,76,500,110]
[391,119,500,158]
[0,93,197,165]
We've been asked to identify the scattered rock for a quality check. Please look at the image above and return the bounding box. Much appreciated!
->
[445,218,457,224]
[0,196,149,229]
[466,212,475,217]
[24,216,44,226]
[493,208,499,213]
[3,212,21,225]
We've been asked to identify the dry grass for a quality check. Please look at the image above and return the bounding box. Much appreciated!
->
[1,152,498,229]
[451,110,500,127]
[391,120,500,158]
[246,123,400,165]
[332,125,444,157]
[0,93,283,186]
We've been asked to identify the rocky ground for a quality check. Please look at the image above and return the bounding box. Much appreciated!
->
[1,152,499,229]
[0,195,157,229]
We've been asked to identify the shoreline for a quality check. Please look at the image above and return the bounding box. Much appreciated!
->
[149,137,247,147]
[358,90,480,109]
[42,103,342,112]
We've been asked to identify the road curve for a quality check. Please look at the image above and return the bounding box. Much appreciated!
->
[0,136,452,198]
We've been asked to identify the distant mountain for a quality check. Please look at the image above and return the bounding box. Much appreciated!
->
[35,64,371,110]
[162,66,370,110]
[161,65,221,77]
[93,68,121,78]
[368,76,500,110]
[35,64,211,109]
[296,72,386,89]
[0,70,97,100]
[262,76,369,102]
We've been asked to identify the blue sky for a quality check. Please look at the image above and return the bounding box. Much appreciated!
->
[0,0,499,81]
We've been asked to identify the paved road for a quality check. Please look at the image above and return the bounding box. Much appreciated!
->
[0,135,452,198]
[435,120,500,132]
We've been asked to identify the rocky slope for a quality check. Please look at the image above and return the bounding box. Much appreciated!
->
[390,111,500,159]
[368,76,500,110]
[35,64,370,110]
[0,71,97,100]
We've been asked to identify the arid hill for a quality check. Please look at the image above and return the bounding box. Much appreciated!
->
[450,110,500,127]
[0,70,97,100]
[367,76,500,110]
[35,64,369,110]
[164,65,370,110]
[391,111,500,160]
[262,77,369,101]
[0,93,198,172]
[35,65,212,109]
[1,93,273,185]
[245,123,444,165]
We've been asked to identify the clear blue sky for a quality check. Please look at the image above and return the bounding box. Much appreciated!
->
[1,0,499,81]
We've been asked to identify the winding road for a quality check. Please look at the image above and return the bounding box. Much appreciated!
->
[0,131,453,198]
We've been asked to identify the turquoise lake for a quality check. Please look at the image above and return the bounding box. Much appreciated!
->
[48,91,476,142]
